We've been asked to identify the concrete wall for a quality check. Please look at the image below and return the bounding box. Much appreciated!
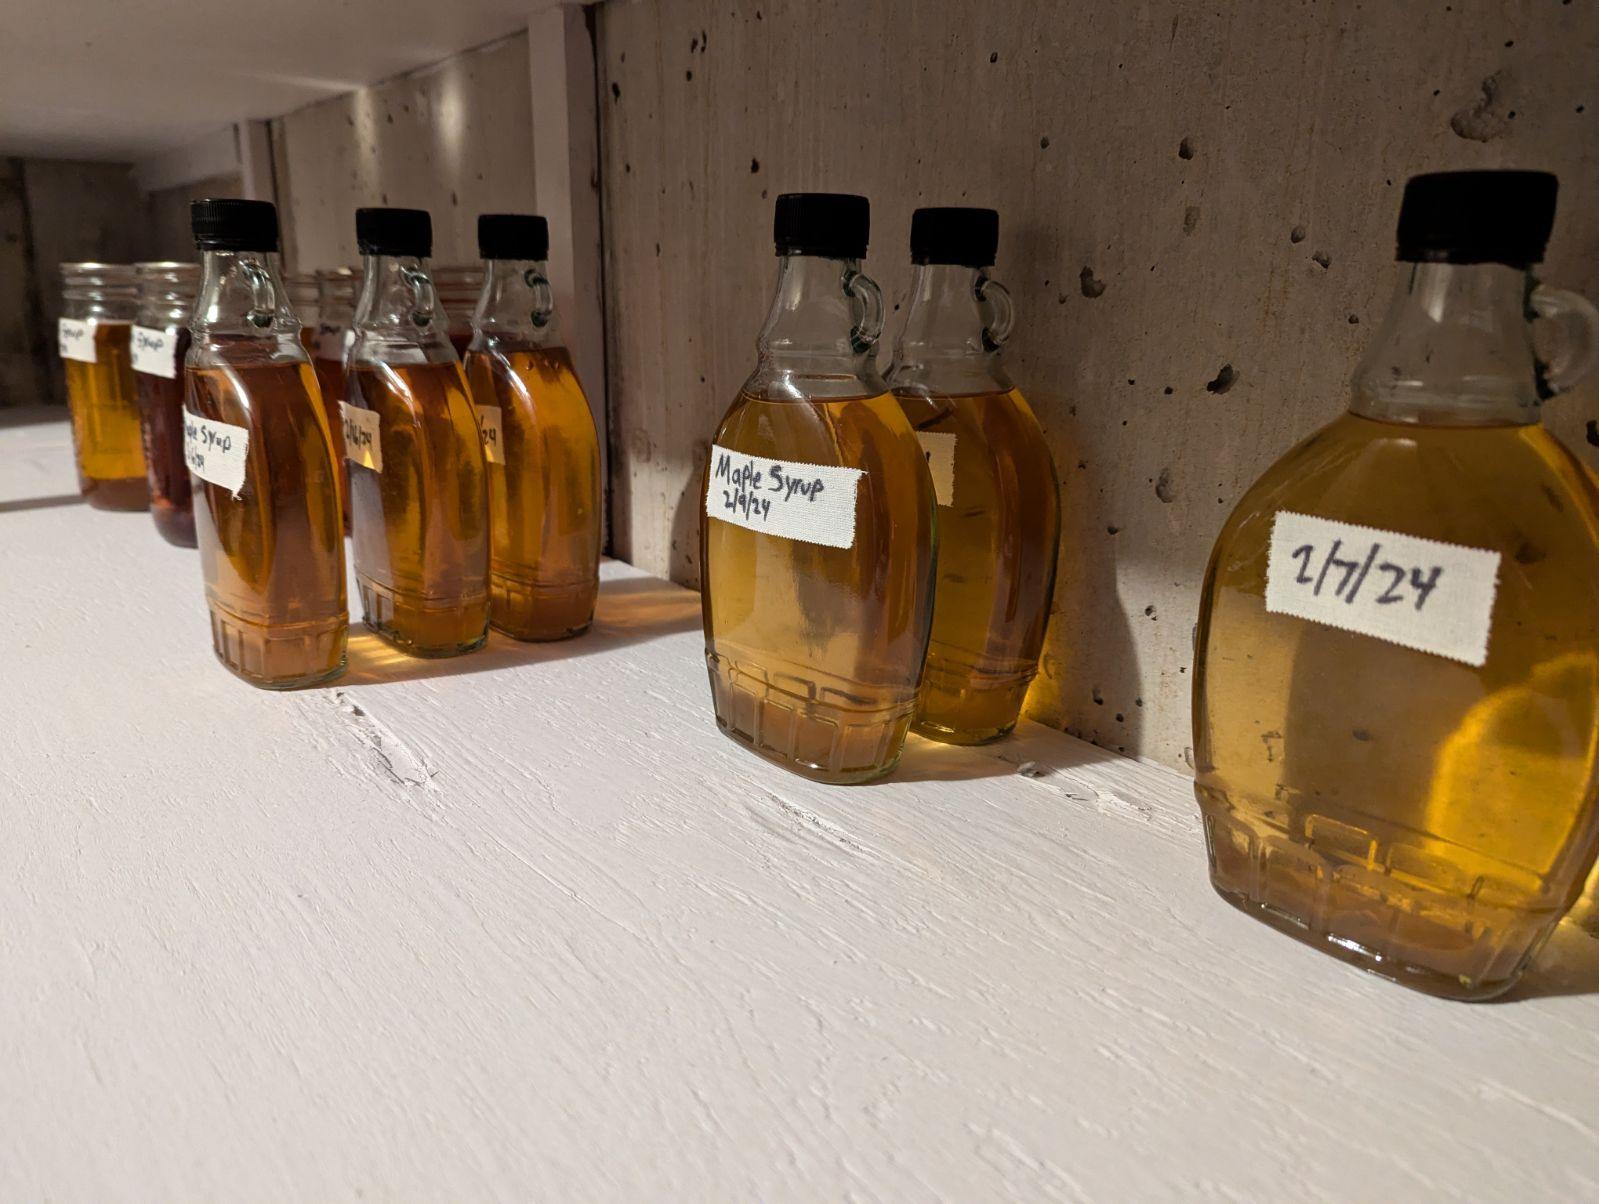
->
[0,158,146,407]
[595,0,1599,769]
[143,172,243,263]
[272,34,537,272]
[0,160,48,408]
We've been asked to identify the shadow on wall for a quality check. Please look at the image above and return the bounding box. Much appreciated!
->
[1007,216,1145,757]
[1026,433,1145,758]
[669,441,711,590]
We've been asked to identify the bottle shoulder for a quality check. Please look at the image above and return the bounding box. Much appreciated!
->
[188,333,308,371]
[884,355,1012,399]
[1212,410,1599,566]
[712,387,921,461]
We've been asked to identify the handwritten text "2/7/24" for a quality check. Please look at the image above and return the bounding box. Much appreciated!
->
[1288,537,1443,610]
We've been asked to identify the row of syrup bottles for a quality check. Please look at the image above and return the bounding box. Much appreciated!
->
[701,194,1060,784]
[181,199,601,687]
[703,175,1599,1003]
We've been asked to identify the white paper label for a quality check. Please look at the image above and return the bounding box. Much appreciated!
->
[131,325,179,378]
[183,412,249,498]
[1265,511,1500,666]
[340,401,383,473]
[919,431,956,507]
[705,443,863,549]
[476,405,504,465]
[58,318,96,363]
[315,324,352,362]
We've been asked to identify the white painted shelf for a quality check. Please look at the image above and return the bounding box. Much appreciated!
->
[3,409,1597,1202]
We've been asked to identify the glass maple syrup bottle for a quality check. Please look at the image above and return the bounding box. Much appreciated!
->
[886,208,1060,744]
[1194,171,1599,999]
[58,262,149,510]
[701,193,937,784]
[286,271,319,358]
[345,207,489,657]
[313,266,358,529]
[463,214,601,640]
[185,199,348,688]
[131,260,201,546]
[434,263,485,359]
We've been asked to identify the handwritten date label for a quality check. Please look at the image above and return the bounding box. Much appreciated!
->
[1265,511,1499,666]
[315,324,352,362]
[58,318,96,363]
[475,405,504,465]
[918,431,956,507]
[340,401,383,473]
[704,443,863,549]
[183,412,249,498]
[131,325,179,378]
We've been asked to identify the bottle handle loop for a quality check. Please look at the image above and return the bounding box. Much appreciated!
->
[844,267,883,353]
[524,268,555,330]
[240,260,276,330]
[402,265,437,329]
[1531,286,1599,400]
[978,273,1014,351]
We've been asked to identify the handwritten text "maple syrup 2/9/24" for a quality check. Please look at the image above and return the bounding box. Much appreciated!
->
[713,451,828,524]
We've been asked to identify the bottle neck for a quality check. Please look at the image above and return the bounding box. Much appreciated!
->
[750,253,886,398]
[191,250,301,346]
[887,263,1012,394]
[137,292,197,327]
[353,254,452,358]
[63,267,137,322]
[316,275,357,326]
[471,258,558,349]
[1351,261,1542,426]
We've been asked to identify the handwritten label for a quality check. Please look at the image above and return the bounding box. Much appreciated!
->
[315,324,352,362]
[340,401,383,473]
[131,325,179,378]
[704,443,862,549]
[919,431,956,506]
[183,412,249,498]
[475,405,504,465]
[1265,511,1500,666]
[58,318,96,363]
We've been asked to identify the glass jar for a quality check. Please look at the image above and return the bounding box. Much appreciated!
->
[131,261,200,546]
[186,198,348,688]
[285,270,319,358]
[463,214,601,641]
[700,193,937,784]
[1193,170,1599,999]
[886,207,1060,745]
[59,262,148,510]
[433,263,484,358]
[345,208,489,657]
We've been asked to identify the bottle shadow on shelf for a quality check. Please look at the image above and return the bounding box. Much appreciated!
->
[0,492,83,514]
[331,572,702,687]
[880,721,1130,786]
[1498,916,1599,1002]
